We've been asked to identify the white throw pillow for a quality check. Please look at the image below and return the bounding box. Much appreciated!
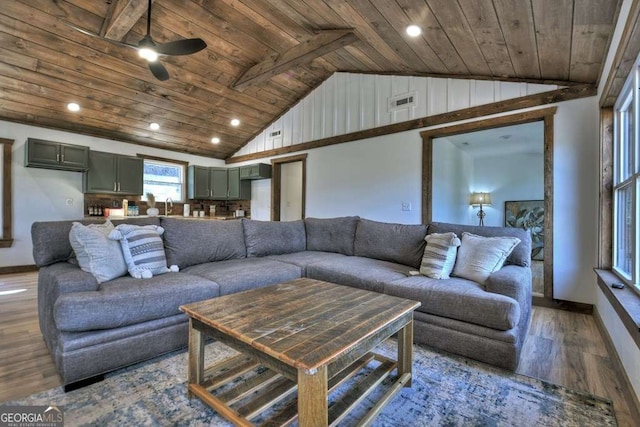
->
[420,232,461,279]
[69,221,127,283]
[108,224,178,279]
[452,232,521,284]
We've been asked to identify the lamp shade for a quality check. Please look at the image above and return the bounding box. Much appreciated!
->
[470,192,492,206]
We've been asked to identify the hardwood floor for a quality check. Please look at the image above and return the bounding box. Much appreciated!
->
[1,271,638,425]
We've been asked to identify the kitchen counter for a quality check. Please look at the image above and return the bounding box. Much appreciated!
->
[85,215,248,221]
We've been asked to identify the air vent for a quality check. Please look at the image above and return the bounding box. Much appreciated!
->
[268,129,282,139]
[388,91,417,112]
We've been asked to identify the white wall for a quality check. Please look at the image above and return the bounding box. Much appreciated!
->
[0,120,224,267]
[432,139,471,224]
[240,96,599,305]
[593,0,640,404]
[596,289,640,400]
[471,153,544,226]
[235,74,558,157]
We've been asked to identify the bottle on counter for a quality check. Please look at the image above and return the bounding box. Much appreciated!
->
[122,199,128,216]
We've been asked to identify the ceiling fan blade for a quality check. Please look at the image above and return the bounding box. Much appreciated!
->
[155,38,207,56]
[148,61,169,81]
[60,20,138,51]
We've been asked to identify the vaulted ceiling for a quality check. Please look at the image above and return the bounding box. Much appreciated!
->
[0,0,621,159]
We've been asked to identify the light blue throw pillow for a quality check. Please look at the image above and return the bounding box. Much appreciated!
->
[69,221,127,283]
[109,224,178,279]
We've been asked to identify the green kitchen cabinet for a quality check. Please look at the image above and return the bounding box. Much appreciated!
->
[83,151,143,195]
[187,166,250,200]
[25,138,89,171]
[211,168,229,199]
[239,163,271,180]
[227,167,251,200]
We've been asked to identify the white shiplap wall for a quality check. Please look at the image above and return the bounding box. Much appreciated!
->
[233,73,558,157]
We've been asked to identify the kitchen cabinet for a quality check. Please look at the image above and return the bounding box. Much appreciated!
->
[188,166,250,200]
[83,151,143,195]
[25,138,89,171]
[240,163,271,180]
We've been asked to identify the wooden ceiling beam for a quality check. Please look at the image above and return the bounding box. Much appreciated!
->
[101,0,152,40]
[232,29,358,90]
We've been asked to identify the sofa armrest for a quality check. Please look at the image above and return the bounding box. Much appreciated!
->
[485,265,532,305]
[38,263,99,345]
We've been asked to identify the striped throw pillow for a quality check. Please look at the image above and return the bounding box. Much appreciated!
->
[420,232,461,279]
[109,224,178,279]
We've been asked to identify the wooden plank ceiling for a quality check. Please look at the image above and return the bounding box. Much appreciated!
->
[0,0,621,159]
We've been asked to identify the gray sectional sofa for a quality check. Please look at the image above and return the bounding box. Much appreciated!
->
[31,216,532,388]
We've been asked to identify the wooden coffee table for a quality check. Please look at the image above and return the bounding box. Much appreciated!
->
[180,278,421,426]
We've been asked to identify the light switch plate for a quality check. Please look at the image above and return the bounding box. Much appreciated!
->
[401,202,411,211]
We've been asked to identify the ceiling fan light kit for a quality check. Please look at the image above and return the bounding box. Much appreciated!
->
[63,0,206,81]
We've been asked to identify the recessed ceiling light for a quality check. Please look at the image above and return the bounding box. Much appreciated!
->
[149,122,160,131]
[211,137,220,144]
[67,102,80,112]
[406,25,422,37]
[230,119,240,127]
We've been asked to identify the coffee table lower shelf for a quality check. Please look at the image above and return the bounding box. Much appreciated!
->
[188,350,411,426]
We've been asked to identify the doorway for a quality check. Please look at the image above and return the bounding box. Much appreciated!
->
[421,107,555,300]
[271,154,307,221]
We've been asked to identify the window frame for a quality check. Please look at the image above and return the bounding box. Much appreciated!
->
[137,154,188,204]
[612,64,640,292]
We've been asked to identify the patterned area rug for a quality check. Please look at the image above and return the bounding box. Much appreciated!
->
[8,340,616,426]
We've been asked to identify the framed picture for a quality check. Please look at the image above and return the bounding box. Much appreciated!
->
[505,200,544,261]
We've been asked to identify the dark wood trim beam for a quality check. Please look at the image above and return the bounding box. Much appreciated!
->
[600,0,640,107]
[1,138,13,248]
[226,85,594,164]
[136,153,189,166]
[599,108,614,269]
[232,30,358,90]
[101,0,152,41]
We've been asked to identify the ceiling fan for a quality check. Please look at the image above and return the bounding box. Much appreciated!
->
[63,0,207,81]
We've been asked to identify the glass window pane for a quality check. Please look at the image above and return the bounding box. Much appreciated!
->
[614,184,634,278]
[143,161,184,202]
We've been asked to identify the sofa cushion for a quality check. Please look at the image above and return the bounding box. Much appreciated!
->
[384,276,520,331]
[32,217,161,267]
[53,273,219,332]
[354,219,428,269]
[161,217,246,268]
[183,258,302,296]
[306,256,413,293]
[305,216,359,255]
[69,221,127,283]
[429,222,531,267]
[420,232,460,279]
[452,232,521,284]
[243,219,306,257]
[266,251,349,274]
[109,224,174,279]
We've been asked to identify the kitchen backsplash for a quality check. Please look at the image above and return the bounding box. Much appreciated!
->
[84,194,250,218]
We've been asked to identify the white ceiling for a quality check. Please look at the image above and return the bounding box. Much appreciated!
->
[439,122,544,158]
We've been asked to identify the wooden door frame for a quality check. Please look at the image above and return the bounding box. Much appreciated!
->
[271,154,308,221]
[0,138,13,248]
[420,107,556,299]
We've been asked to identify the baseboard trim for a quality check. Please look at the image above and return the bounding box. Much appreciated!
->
[532,296,593,314]
[0,265,38,275]
[593,306,640,423]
